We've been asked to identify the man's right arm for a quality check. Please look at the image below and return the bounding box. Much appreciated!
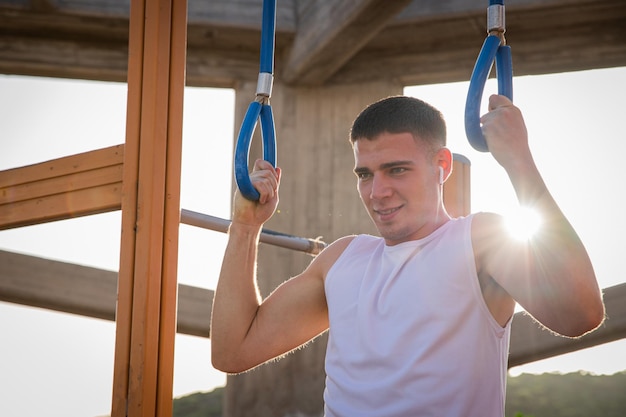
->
[210,221,265,373]
[210,159,340,373]
[210,222,348,373]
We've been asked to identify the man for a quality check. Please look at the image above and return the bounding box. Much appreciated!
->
[210,95,604,416]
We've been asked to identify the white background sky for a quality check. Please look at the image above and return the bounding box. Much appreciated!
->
[1,66,625,416]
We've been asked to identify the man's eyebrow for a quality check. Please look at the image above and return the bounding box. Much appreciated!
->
[354,160,415,174]
[380,160,414,170]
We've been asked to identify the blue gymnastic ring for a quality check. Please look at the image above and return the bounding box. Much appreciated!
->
[234,101,277,201]
[464,35,513,152]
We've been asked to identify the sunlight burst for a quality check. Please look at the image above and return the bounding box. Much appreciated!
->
[505,207,542,241]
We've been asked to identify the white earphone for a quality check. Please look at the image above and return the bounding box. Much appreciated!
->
[438,166,444,185]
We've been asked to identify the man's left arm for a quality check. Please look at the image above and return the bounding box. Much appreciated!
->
[475,95,605,337]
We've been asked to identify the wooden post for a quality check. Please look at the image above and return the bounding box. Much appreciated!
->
[224,80,472,416]
[110,0,187,416]
[444,154,471,218]
[224,80,401,417]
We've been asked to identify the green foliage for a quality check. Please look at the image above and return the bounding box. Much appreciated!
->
[173,386,224,417]
[170,372,626,417]
[506,371,626,417]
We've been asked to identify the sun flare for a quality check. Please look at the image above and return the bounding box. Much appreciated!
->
[505,207,542,241]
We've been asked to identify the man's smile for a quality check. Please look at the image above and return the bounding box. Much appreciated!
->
[373,205,403,220]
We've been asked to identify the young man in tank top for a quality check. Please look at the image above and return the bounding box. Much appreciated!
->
[210,95,604,416]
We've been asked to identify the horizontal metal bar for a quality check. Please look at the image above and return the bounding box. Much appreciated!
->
[180,209,328,256]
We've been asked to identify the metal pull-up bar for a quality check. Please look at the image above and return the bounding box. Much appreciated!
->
[465,0,513,152]
[180,209,328,256]
[234,0,277,201]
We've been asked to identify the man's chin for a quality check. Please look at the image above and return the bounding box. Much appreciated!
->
[377,226,411,245]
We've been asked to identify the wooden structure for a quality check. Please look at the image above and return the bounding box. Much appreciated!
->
[1,1,626,416]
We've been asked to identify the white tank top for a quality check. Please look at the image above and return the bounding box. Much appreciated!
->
[323,216,511,417]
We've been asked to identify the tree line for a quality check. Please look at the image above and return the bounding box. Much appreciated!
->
[172,371,626,417]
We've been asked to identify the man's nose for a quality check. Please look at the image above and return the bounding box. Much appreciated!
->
[370,175,392,199]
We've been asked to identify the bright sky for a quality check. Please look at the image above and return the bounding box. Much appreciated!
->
[1,67,625,417]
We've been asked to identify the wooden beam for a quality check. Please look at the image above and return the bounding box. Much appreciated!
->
[0,249,118,321]
[0,250,212,338]
[1,249,624,369]
[0,145,123,230]
[110,0,187,415]
[327,0,626,87]
[2,0,625,88]
[509,282,626,368]
[282,0,413,85]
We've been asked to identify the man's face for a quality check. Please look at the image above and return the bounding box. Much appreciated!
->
[353,132,441,245]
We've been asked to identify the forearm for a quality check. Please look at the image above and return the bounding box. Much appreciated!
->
[505,161,604,335]
[482,96,604,335]
[507,159,583,254]
[210,222,263,371]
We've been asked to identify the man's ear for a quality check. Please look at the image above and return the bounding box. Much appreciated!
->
[435,147,453,184]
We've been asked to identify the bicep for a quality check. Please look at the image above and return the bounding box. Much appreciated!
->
[237,236,353,369]
[250,269,329,357]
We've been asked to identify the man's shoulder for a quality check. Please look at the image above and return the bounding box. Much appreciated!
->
[315,235,380,276]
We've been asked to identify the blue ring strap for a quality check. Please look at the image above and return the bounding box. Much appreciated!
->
[260,0,276,74]
[234,0,278,201]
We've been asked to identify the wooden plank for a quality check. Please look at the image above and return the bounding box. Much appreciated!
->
[328,0,626,87]
[282,0,413,85]
[0,0,296,32]
[2,0,625,88]
[156,0,187,414]
[110,0,145,411]
[509,282,626,368]
[110,0,186,415]
[0,164,121,205]
[2,247,624,371]
[0,249,118,321]
[0,144,123,188]
[0,183,122,229]
[0,145,124,230]
[0,250,213,337]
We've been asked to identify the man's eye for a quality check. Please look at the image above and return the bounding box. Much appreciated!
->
[390,167,406,174]
[356,172,371,180]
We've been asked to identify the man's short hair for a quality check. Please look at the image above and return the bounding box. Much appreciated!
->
[350,96,447,149]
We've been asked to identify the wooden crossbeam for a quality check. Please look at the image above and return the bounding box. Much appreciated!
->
[509,282,626,368]
[1,249,624,368]
[0,250,213,338]
[0,145,124,230]
[282,0,414,85]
